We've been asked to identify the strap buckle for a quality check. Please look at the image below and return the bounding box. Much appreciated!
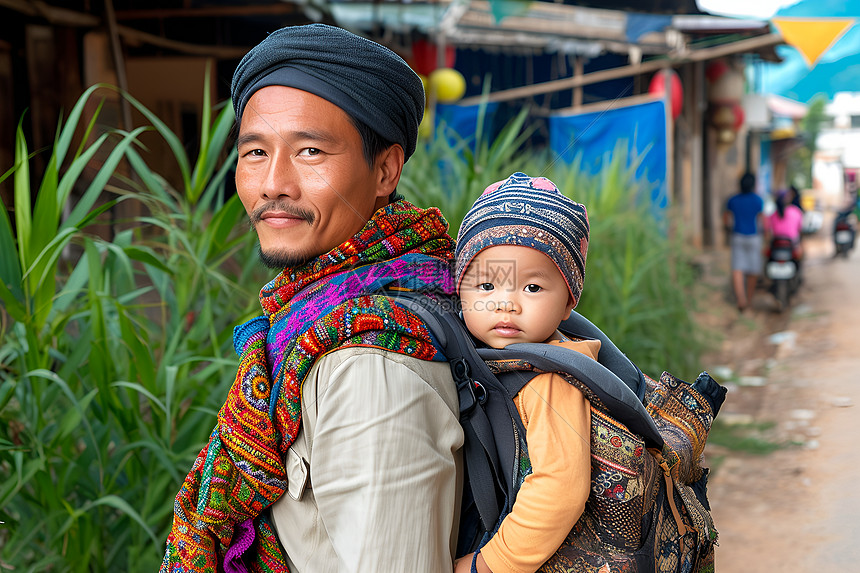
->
[451,358,477,416]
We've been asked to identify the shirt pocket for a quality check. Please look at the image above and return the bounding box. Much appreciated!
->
[286,447,310,501]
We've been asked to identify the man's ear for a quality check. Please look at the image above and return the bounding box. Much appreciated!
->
[375,144,405,199]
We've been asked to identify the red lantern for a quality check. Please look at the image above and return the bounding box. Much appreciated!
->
[711,104,735,129]
[705,59,730,84]
[732,102,745,131]
[411,39,455,76]
[648,69,683,120]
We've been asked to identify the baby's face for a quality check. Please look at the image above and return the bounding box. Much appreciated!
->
[459,245,574,349]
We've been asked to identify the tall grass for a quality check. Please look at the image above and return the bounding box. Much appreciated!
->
[0,84,166,570]
[553,151,707,380]
[0,73,261,571]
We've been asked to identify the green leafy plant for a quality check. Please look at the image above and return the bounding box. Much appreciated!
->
[554,148,708,381]
[117,64,259,362]
[0,69,260,570]
[708,419,784,455]
[0,84,145,376]
[0,84,163,570]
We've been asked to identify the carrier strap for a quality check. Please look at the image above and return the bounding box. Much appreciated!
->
[391,293,516,532]
[650,449,693,536]
[560,310,646,401]
[389,291,664,531]
[479,343,664,449]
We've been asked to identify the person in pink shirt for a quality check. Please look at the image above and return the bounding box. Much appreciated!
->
[766,191,804,258]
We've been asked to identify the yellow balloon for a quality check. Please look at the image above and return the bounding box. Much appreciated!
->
[417,73,430,106]
[418,110,433,138]
[417,73,429,94]
[429,68,466,103]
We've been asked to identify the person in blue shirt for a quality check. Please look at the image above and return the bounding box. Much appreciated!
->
[722,172,764,312]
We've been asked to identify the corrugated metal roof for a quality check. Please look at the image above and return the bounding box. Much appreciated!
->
[332,0,771,57]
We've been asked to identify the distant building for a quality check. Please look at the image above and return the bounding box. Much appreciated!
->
[816,92,860,207]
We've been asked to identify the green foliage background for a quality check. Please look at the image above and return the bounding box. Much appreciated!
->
[1,89,707,571]
[786,95,829,191]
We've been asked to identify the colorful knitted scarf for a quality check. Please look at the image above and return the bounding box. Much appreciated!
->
[161,200,454,572]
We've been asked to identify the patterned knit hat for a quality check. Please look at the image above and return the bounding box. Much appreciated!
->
[455,172,589,307]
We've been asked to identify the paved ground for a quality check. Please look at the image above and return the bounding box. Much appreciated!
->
[699,221,860,571]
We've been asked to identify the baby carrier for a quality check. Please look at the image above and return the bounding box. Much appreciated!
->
[391,292,726,573]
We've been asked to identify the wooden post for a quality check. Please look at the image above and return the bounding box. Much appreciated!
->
[24,24,58,194]
[459,34,782,106]
[104,0,141,234]
[0,40,13,211]
[25,26,55,153]
[663,66,674,207]
[690,60,705,248]
[702,108,714,248]
[104,0,132,132]
[572,56,583,110]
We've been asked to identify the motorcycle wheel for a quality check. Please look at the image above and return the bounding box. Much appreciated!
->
[775,280,790,312]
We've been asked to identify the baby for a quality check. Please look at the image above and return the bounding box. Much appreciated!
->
[453,172,597,573]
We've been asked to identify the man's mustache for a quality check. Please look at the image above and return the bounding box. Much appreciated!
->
[250,202,315,225]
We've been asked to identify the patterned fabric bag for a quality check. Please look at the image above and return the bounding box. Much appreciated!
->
[524,371,721,573]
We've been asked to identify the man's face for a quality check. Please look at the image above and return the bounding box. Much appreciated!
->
[459,245,575,349]
[235,86,393,268]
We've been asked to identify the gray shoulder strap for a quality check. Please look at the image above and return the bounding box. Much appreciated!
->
[560,310,645,400]
[478,343,664,449]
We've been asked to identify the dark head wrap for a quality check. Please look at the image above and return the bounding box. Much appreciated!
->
[231,23,425,160]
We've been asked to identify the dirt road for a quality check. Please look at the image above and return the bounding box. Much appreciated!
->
[700,224,860,571]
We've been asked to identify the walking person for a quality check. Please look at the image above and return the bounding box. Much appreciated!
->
[723,172,765,313]
[161,24,463,572]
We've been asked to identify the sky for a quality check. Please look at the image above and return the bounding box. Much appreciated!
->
[696,0,800,18]
[696,0,860,101]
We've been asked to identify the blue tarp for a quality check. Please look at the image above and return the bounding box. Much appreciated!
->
[434,102,500,151]
[548,98,669,210]
[625,13,673,42]
[429,97,670,212]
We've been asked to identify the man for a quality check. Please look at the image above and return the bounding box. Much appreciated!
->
[723,172,764,312]
[161,24,463,572]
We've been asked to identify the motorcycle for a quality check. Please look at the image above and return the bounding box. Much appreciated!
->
[765,236,801,312]
[833,209,856,258]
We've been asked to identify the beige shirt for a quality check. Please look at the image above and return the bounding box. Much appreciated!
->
[270,346,464,573]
